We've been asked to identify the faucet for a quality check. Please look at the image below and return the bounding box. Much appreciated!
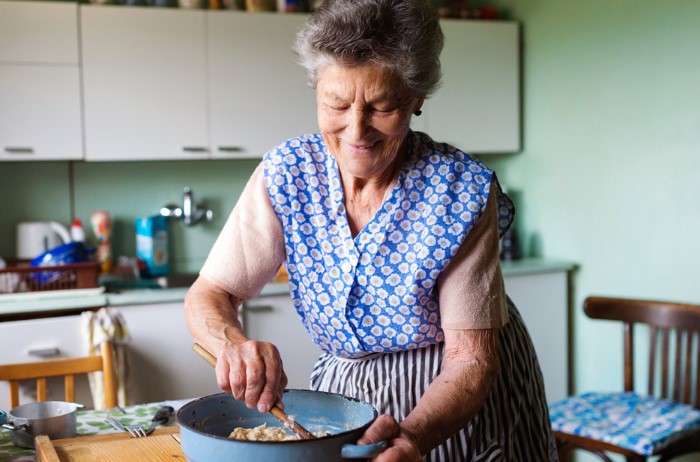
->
[160,187,214,226]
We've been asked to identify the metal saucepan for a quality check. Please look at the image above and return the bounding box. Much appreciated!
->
[0,401,82,448]
[177,389,387,461]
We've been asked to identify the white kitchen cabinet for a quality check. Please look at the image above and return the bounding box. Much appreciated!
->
[79,8,517,161]
[0,1,83,161]
[0,315,92,411]
[0,2,79,64]
[503,264,572,404]
[116,302,220,403]
[208,12,318,159]
[242,294,322,389]
[81,8,316,161]
[81,6,209,161]
[418,20,520,154]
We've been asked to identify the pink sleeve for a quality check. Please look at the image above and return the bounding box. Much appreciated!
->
[200,164,286,300]
[437,189,509,330]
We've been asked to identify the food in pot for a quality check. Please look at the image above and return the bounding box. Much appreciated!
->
[229,417,331,442]
[229,423,296,441]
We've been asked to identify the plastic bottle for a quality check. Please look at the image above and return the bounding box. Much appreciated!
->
[90,211,113,274]
[70,218,86,243]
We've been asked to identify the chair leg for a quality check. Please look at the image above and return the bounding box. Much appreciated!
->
[555,438,616,462]
[556,439,570,462]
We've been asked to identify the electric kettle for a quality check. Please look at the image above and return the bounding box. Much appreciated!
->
[15,221,71,260]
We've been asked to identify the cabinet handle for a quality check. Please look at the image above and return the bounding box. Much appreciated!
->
[217,146,244,153]
[4,147,34,154]
[181,146,208,153]
[246,304,273,313]
[27,347,60,358]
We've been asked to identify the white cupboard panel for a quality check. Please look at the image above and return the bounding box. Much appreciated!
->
[243,295,322,389]
[504,271,569,403]
[0,1,79,64]
[208,12,318,159]
[81,7,209,161]
[425,20,520,153]
[0,66,83,161]
[118,302,220,403]
[0,315,92,411]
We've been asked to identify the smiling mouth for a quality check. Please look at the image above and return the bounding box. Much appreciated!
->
[348,141,378,151]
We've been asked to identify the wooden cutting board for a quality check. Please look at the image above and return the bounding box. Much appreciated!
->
[35,427,184,462]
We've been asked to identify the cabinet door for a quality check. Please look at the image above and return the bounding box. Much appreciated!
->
[81,6,209,161]
[0,315,91,411]
[208,12,318,159]
[424,20,520,153]
[0,1,79,64]
[0,66,83,161]
[117,302,221,403]
[243,294,322,389]
[503,271,568,404]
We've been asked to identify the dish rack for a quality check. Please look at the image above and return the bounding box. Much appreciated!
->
[0,259,100,294]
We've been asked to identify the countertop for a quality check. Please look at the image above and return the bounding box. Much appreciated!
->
[0,258,576,320]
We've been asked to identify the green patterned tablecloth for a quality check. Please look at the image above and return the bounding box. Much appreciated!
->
[0,400,188,462]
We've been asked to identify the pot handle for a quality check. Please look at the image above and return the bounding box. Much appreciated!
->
[341,440,388,459]
[1,417,31,432]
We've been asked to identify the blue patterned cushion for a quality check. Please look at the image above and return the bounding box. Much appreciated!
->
[549,392,700,455]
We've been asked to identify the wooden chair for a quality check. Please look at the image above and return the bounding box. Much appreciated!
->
[0,341,117,409]
[551,296,700,462]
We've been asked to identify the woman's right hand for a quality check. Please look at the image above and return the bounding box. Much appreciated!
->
[216,340,288,413]
[184,276,289,414]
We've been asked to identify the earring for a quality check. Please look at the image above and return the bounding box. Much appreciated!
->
[414,110,422,116]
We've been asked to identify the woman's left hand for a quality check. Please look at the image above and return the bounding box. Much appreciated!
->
[358,415,422,462]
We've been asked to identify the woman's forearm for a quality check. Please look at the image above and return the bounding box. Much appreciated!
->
[184,277,249,357]
[401,329,499,455]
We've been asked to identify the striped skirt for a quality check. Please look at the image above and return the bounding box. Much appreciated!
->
[310,301,558,461]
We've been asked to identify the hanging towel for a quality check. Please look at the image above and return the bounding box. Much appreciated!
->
[82,307,131,409]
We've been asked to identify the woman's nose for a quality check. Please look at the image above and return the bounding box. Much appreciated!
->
[347,109,369,139]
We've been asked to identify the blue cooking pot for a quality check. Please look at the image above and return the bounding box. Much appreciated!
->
[177,390,387,462]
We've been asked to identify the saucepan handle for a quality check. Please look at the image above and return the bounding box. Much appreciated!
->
[1,416,31,431]
[341,440,388,459]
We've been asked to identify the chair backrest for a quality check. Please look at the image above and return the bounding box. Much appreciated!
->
[0,341,117,409]
[584,296,700,408]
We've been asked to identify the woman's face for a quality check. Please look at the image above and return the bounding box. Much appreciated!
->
[316,64,423,181]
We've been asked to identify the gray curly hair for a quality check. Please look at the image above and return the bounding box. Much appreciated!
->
[294,0,444,98]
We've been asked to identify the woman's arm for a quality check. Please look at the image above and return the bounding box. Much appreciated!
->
[184,164,288,412]
[359,328,499,461]
[185,276,288,413]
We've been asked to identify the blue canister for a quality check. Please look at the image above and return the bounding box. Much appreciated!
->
[135,215,169,278]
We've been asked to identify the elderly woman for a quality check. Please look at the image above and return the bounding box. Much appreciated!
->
[185,0,556,460]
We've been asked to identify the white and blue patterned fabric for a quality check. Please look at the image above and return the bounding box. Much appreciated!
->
[263,131,514,358]
[549,391,700,455]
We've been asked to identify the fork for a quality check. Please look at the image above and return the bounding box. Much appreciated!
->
[106,406,174,438]
[105,416,147,438]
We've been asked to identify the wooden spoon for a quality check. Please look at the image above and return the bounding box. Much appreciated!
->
[192,343,316,440]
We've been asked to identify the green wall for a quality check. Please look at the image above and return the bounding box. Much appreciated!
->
[485,1,700,459]
[486,0,700,391]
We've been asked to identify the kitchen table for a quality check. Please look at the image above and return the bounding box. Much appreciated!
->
[0,398,190,462]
